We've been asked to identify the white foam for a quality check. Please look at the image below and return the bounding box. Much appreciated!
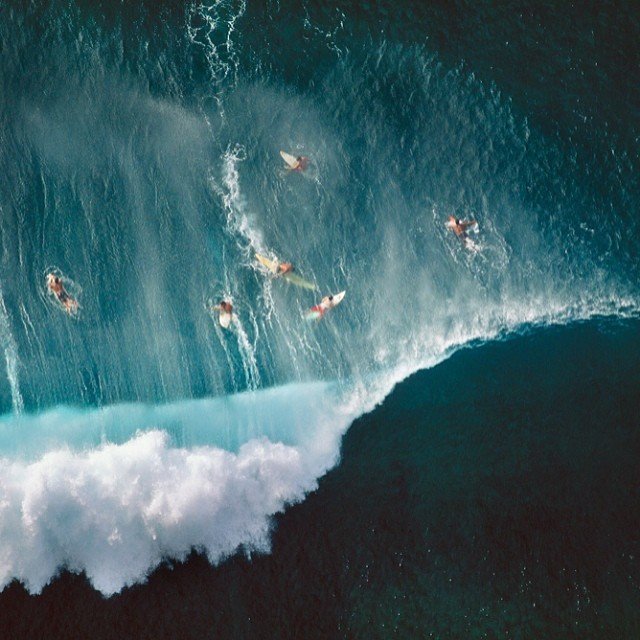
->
[0,382,354,596]
[0,383,359,595]
[0,281,23,414]
[0,299,637,596]
[0,432,315,595]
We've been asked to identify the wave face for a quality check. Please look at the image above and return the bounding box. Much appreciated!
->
[0,1,638,593]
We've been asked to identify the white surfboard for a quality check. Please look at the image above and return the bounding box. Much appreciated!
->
[280,150,299,169]
[329,290,346,307]
[305,290,346,321]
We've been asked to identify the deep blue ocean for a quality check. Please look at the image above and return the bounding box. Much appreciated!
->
[0,1,638,637]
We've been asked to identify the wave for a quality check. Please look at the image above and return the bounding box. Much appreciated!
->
[0,0,638,599]
[0,381,357,595]
[1,299,637,596]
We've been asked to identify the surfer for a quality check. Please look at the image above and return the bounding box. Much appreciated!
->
[210,300,233,328]
[446,215,477,240]
[212,300,233,315]
[292,156,309,172]
[277,262,294,275]
[46,273,78,314]
[310,295,336,318]
[280,150,309,173]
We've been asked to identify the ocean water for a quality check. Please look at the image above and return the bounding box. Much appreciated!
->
[2,320,640,638]
[0,0,638,636]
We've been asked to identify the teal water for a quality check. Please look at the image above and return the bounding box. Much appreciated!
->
[0,0,638,631]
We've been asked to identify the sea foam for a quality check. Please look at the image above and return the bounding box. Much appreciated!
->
[0,383,354,596]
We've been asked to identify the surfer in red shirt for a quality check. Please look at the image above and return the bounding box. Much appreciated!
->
[278,262,294,275]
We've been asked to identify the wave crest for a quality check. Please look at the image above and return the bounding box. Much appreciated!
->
[1,430,319,595]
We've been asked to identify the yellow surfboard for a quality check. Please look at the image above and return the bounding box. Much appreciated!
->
[279,150,299,169]
[256,253,279,274]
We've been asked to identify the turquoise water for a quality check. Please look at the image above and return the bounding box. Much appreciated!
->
[0,0,638,634]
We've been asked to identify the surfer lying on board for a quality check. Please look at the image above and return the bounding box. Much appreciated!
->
[280,150,309,173]
[211,300,233,315]
[446,215,477,240]
[46,273,78,314]
[310,295,337,318]
[209,300,234,328]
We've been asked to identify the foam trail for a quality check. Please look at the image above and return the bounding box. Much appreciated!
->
[232,314,261,391]
[0,283,23,414]
[187,0,247,95]
[214,143,265,254]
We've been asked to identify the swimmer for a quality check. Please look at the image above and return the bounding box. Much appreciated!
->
[310,295,336,318]
[46,273,78,315]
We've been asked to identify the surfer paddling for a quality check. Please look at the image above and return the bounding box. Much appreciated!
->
[280,150,309,172]
[291,156,309,172]
[310,295,335,318]
[255,254,317,290]
[446,215,477,240]
[210,300,233,328]
[307,291,346,320]
[256,254,294,277]
[218,300,233,315]
[46,273,78,315]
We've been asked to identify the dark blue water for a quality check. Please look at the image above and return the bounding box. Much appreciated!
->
[0,0,638,635]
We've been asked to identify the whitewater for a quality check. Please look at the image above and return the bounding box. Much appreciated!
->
[0,1,638,595]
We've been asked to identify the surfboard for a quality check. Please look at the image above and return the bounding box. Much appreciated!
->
[330,290,346,306]
[280,150,299,169]
[256,253,278,274]
[219,310,232,329]
[305,290,346,321]
[256,254,317,290]
[256,253,278,273]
